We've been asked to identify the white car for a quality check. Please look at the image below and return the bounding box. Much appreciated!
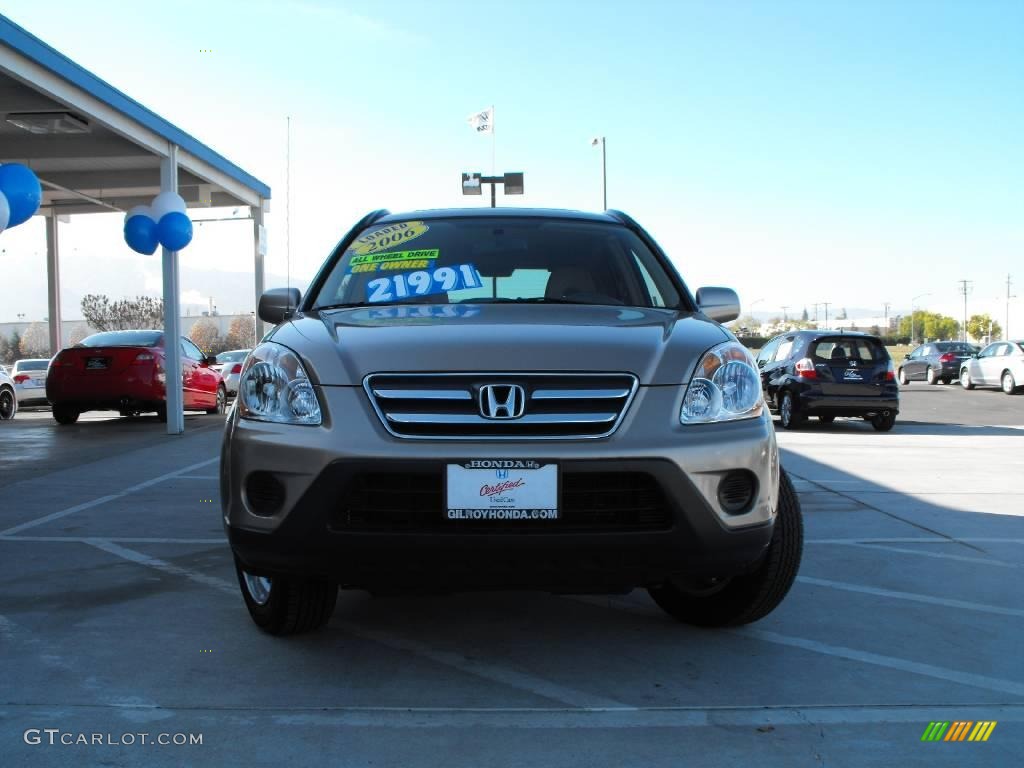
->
[213,349,251,396]
[0,368,17,420]
[11,358,51,407]
[960,341,1024,394]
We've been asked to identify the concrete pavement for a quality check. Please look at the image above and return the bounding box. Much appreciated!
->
[0,393,1021,767]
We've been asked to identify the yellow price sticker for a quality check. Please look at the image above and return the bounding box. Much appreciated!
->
[348,221,430,256]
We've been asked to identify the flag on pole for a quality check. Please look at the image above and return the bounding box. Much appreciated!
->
[467,107,494,135]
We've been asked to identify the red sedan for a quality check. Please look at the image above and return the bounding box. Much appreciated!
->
[47,330,226,425]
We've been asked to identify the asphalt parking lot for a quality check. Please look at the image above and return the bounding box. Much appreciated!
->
[1,387,1022,767]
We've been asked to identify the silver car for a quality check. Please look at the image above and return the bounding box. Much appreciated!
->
[213,349,251,396]
[221,208,803,635]
[11,358,51,407]
[960,341,1024,394]
[0,367,17,420]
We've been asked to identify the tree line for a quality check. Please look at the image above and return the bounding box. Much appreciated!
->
[1,295,256,364]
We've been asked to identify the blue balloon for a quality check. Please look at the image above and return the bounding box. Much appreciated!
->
[124,214,159,255]
[0,163,42,227]
[157,211,193,251]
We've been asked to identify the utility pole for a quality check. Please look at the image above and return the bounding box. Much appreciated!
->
[1007,274,1015,340]
[780,305,790,322]
[822,302,831,327]
[957,280,973,343]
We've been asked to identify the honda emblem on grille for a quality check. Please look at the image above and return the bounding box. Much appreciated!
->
[479,384,526,419]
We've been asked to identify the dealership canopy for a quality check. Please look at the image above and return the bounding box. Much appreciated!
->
[0,14,271,433]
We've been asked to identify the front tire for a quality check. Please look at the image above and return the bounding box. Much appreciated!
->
[779,392,803,430]
[1002,371,1019,395]
[926,366,938,385]
[206,385,227,415]
[53,404,80,425]
[960,369,974,390]
[235,556,337,636]
[0,388,15,420]
[648,469,803,627]
[898,367,910,385]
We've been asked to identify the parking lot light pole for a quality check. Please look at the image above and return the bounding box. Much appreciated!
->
[911,292,931,345]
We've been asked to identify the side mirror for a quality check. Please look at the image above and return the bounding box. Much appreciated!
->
[203,356,218,366]
[695,287,740,324]
[904,354,910,360]
[258,287,302,325]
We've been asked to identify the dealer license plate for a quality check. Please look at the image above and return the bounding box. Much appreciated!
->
[446,460,558,522]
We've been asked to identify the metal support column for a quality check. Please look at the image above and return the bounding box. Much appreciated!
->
[44,213,62,354]
[161,145,184,434]
[253,200,266,341]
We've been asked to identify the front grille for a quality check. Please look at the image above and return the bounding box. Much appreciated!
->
[331,471,672,532]
[364,372,638,439]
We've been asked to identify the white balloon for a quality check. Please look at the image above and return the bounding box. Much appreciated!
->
[125,204,153,222]
[0,190,9,233]
[150,191,186,220]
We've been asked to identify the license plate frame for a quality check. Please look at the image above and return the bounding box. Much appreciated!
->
[445,460,559,522]
[86,357,110,370]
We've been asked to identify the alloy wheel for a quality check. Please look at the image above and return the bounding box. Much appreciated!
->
[1003,372,1016,395]
[242,571,273,605]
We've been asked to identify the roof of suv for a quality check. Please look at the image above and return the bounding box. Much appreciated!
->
[786,329,879,338]
[374,208,623,224]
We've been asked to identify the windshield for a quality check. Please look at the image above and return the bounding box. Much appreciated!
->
[217,350,250,363]
[935,342,975,354]
[16,359,49,371]
[811,337,888,363]
[311,217,683,310]
[78,330,163,348]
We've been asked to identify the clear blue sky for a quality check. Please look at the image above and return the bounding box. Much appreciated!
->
[1,0,1022,327]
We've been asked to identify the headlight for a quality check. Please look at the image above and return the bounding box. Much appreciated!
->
[238,342,321,425]
[680,341,763,424]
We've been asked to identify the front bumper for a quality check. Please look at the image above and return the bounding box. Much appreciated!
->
[222,385,780,590]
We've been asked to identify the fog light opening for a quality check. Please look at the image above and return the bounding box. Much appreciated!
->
[718,470,757,515]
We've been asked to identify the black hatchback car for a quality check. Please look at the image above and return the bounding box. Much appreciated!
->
[897,341,977,385]
[756,330,899,431]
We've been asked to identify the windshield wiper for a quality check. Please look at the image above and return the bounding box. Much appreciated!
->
[459,297,624,306]
[315,301,435,310]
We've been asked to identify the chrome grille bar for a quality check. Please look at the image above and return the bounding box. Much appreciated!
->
[364,372,639,440]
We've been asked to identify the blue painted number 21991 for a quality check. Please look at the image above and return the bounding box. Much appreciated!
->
[366,263,483,303]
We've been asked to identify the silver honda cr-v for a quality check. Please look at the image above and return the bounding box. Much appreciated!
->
[221,208,802,635]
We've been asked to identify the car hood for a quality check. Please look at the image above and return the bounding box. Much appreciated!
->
[267,304,730,386]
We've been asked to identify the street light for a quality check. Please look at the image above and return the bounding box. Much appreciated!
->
[911,293,931,344]
[591,137,606,210]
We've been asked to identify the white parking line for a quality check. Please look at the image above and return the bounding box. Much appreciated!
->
[807,537,1024,545]
[339,623,628,709]
[84,539,627,710]
[215,703,1024,728]
[0,457,218,536]
[797,576,1024,617]
[844,542,1018,568]
[84,539,236,595]
[0,536,224,544]
[741,628,1024,697]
